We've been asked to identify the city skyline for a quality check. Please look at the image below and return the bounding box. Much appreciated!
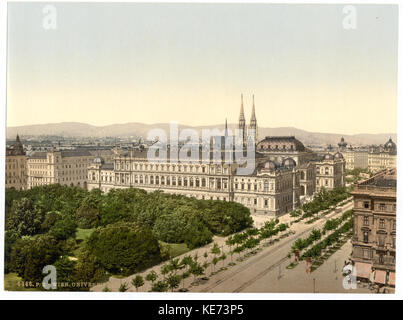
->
[7,3,398,134]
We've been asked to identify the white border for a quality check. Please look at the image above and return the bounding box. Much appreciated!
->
[0,0,401,300]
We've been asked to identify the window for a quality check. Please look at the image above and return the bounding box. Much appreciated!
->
[363,231,369,243]
[379,203,386,211]
[379,219,385,229]
[363,201,370,209]
[364,216,369,226]
[264,199,268,207]
[378,234,386,247]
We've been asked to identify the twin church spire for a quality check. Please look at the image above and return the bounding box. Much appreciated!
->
[238,94,258,147]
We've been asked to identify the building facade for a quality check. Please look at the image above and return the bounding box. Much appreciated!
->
[351,168,396,288]
[298,161,316,197]
[368,138,397,173]
[315,152,346,191]
[6,135,27,190]
[27,150,95,189]
[87,147,301,216]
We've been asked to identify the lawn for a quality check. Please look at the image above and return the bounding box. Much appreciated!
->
[76,228,95,240]
[4,273,41,291]
[159,241,190,258]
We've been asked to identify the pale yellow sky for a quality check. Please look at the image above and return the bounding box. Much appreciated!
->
[7,3,398,134]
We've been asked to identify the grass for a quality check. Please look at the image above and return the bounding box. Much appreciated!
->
[76,228,95,241]
[158,241,190,258]
[4,273,41,291]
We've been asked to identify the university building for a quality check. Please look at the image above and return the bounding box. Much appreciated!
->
[6,135,27,190]
[351,168,396,288]
[87,96,345,216]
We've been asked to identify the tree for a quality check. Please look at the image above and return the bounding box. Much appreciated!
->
[6,198,44,236]
[85,222,161,275]
[119,282,128,292]
[41,211,62,233]
[211,257,219,273]
[145,270,158,285]
[75,189,102,228]
[53,256,77,290]
[49,215,77,241]
[9,234,61,283]
[131,275,145,292]
[183,218,213,249]
[168,258,181,274]
[211,243,220,256]
[151,280,168,292]
[166,274,181,292]
[161,264,171,280]
[76,249,105,283]
[4,230,19,273]
[220,253,227,267]
[152,213,187,243]
[190,262,204,283]
[180,255,193,272]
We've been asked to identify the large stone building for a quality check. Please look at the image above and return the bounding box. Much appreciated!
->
[6,135,27,190]
[315,152,346,191]
[368,138,397,173]
[351,168,396,288]
[87,98,346,216]
[88,98,305,216]
[338,137,396,172]
[27,149,95,189]
[87,147,301,216]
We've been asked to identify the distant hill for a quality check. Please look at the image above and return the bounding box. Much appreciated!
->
[6,122,396,146]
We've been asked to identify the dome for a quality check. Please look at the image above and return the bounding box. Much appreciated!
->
[263,160,278,170]
[334,152,344,159]
[282,157,296,167]
[323,153,334,161]
[93,157,105,165]
[384,138,396,150]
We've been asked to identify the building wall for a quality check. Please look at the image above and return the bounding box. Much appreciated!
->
[87,153,300,217]
[299,163,316,196]
[315,158,345,191]
[351,169,396,278]
[5,152,27,190]
[368,152,396,173]
[27,151,94,189]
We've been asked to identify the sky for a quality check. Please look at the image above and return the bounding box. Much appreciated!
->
[6,3,398,134]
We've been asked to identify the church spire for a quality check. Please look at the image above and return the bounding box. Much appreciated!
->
[249,94,258,148]
[238,93,246,149]
[239,94,245,121]
[224,118,228,137]
[250,94,256,122]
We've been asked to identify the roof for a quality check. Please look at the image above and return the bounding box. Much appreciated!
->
[60,150,92,157]
[257,136,306,152]
[28,152,47,159]
[100,163,114,170]
[28,149,93,159]
[352,168,396,198]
